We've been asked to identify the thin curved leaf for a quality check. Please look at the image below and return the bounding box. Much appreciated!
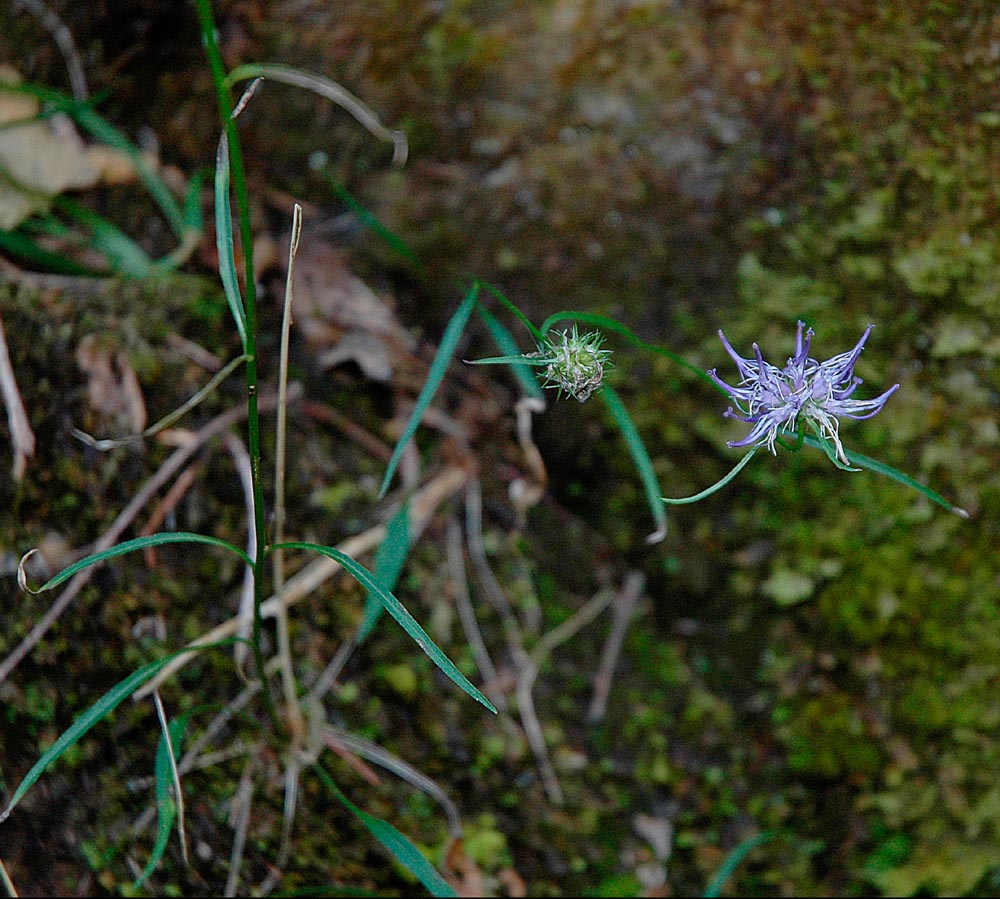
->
[213,131,247,350]
[313,765,456,898]
[478,281,544,344]
[358,500,411,644]
[662,450,758,505]
[321,175,421,267]
[273,542,496,713]
[598,384,668,543]
[475,304,545,400]
[378,284,480,498]
[805,437,970,517]
[57,196,152,277]
[18,533,253,595]
[704,832,775,898]
[0,641,237,824]
[539,310,720,391]
[134,713,190,889]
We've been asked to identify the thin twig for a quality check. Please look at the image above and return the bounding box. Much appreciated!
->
[464,478,524,641]
[0,856,18,898]
[516,586,616,804]
[73,354,250,450]
[224,760,256,898]
[13,0,88,100]
[322,725,463,837]
[587,571,645,723]
[273,203,305,740]
[305,639,356,706]
[140,462,201,567]
[0,387,299,686]
[0,309,35,481]
[133,465,470,698]
[152,690,189,866]
[447,517,507,712]
[222,432,257,675]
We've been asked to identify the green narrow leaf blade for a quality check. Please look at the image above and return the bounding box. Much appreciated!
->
[358,500,411,643]
[539,310,721,392]
[470,304,545,401]
[599,384,668,543]
[183,168,205,234]
[704,832,775,898]
[0,227,103,275]
[478,281,544,344]
[804,437,970,517]
[662,450,757,505]
[313,765,457,898]
[0,642,237,824]
[134,714,190,889]
[321,175,421,267]
[273,542,496,714]
[57,197,152,277]
[378,284,479,498]
[213,132,248,350]
[20,533,254,594]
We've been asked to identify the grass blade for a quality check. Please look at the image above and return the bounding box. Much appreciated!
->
[321,175,421,267]
[273,542,496,714]
[134,712,190,889]
[57,196,152,277]
[312,765,457,898]
[474,304,544,400]
[478,281,544,344]
[358,500,411,644]
[224,64,407,166]
[0,641,237,824]
[0,227,102,275]
[540,310,720,392]
[0,81,188,239]
[662,450,757,505]
[804,437,970,518]
[704,832,774,898]
[18,533,254,595]
[213,131,248,350]
[598,384,668,543]
[378,283,480,498]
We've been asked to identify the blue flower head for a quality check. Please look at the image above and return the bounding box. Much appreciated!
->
[709,321,899,466]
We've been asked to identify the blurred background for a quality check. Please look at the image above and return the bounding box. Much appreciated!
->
[0,1,996,895]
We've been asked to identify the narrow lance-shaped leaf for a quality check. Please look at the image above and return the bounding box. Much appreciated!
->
[804,436,970,518]
[273,542,496,714]
[313,765,457,899]
[0,640,239,824]
[56,196,153,277]
[214,130,248,350]
[18,533,254,595]
[357,500,411,644]
[478,281,544,344]
[134,713,191,889]
[540,310,722,392]
[704,832,775,898]
[474,304,545,401]
[379,283,480,498]
[598,384,668,543]
[662,450,758,505]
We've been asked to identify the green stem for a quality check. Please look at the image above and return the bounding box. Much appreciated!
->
[662,450,757,505]
[194,0,278,728]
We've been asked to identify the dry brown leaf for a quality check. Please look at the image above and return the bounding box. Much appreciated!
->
[0,67,98,230]
[288,242,415,382]
[75,335,148,434]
